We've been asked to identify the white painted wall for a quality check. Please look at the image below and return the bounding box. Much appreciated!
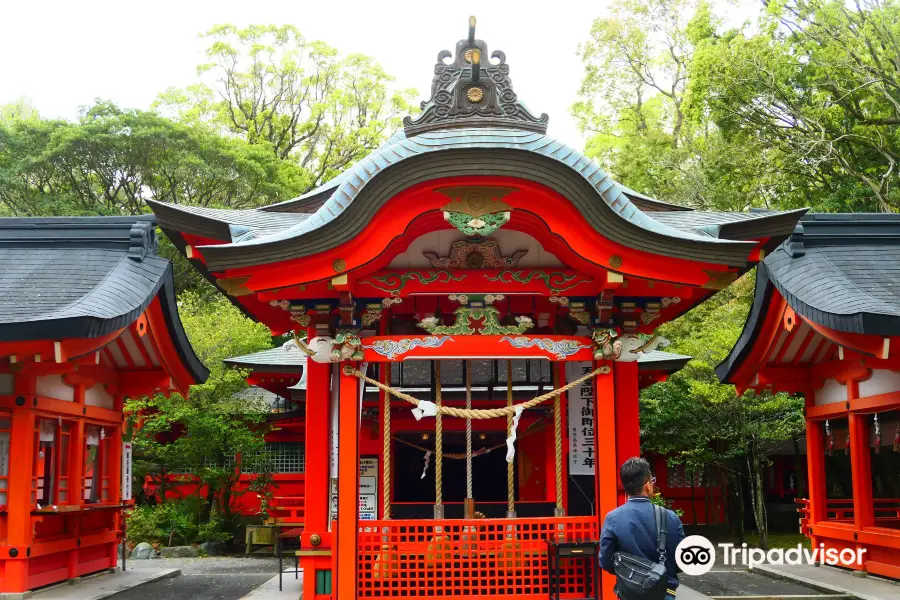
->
[858,369,900,399]
[36,374,74,402]
[815,378,847,406]
[84,384,115,409]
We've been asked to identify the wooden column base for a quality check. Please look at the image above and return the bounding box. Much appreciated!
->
[463,498,475,519]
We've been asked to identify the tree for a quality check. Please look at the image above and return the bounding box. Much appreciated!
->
[0,101,306,217]
[127,292,275,525]
[641,273,805,548]
[573,0,783,211]
[690,0,900,211]
[156,24,418,192]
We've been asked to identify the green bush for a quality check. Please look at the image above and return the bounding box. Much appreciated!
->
[126,499,234,546]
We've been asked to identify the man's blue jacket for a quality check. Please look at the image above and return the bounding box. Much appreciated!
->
[599,496,686,591]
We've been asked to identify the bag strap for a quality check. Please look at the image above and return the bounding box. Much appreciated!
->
[654,504,668,565]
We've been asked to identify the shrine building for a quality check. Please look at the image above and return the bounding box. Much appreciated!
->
[151,18,806,600]
[718,213,900,580]
[0,216,207,593]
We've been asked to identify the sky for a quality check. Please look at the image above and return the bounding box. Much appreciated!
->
[0,0,621,146]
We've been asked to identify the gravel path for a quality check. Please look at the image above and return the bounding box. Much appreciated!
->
[111,557,279,600]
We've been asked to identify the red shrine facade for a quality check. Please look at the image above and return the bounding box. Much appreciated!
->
[719,214,900,580]
[0,216,207,593]
[152,19,804,600]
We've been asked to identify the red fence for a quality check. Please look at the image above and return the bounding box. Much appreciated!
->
[357,516,598,599]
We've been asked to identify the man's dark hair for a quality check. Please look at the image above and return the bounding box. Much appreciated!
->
[620,457,652,496]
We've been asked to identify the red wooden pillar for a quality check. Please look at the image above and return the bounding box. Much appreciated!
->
[613,361,640,506]
[68,385,86,580]
[7,373,37,593]
[805,419,826,532]
[301,358,333,600]
[303,360,332,538]
[335,367,360,599]
[848,380,874,533]
[594,362,617,600]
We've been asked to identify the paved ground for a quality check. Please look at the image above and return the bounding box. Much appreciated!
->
[111,557,279,600]
[679,556,827,598]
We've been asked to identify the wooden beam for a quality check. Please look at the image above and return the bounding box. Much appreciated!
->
[800,315,890,359]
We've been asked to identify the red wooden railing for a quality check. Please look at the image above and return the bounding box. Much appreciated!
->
[357,516,598,599]
[796,497,900,526]
[270,495,305,524]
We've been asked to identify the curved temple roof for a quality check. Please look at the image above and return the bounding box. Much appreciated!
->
[150,20,805,281]
[717,213,900,383]
[0,215,208,384]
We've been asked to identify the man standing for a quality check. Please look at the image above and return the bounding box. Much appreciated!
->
[600,457,685,599]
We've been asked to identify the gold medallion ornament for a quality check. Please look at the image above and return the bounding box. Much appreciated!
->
[464,48,476,63]
[467,87,484,103]
[609,255,623,268]
[332,258,346,273]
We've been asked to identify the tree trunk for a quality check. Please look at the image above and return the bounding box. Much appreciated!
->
[690,472,699,526]
[747,443,769,550]
[735,461,746,544]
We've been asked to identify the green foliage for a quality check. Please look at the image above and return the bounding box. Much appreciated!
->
[127,292,275,524]
[640,272,804,547]
[689,0,900,211]
[0,101,306,217]
[126,499,234,546]
[156,24,418,193]
[650,492,683,517]
[575,0,900,212]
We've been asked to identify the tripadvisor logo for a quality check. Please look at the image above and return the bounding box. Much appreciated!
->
[675,536,867,576]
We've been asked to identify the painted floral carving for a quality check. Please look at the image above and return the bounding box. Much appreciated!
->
[417,306,534,335]
[500,336,591,360]
[485,270,590,296]
[364,336,455,360]
[591,328,671,361]
[423,238,528,269]
[445,211,509,236]
[360,271,466,296]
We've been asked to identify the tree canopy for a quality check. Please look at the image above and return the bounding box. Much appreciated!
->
[156,24,418,192]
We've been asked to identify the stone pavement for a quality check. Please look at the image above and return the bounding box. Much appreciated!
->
[0,567,179,600]
[754,564,900,600]
[239,569,303,599]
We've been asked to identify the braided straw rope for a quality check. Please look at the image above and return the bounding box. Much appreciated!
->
[465,360,473,500]
[506,361,514,514]
[343,365,608,419]
[553,365,564,512]
[435,361,443,507]
[382,366,391,520]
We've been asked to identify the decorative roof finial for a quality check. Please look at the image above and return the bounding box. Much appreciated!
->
[403,17,549,136]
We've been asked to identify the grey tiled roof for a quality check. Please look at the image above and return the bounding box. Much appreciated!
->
[637,350,692,373]
[0,216,208,382]
[151,127,805,272]
[224,346,307,373]
[717,213,900,382]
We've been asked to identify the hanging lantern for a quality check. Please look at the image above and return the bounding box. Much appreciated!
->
[825,420,833,456]
[875,416,882,452]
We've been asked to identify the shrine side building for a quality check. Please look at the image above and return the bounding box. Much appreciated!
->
[719,213,900,579]
[0,216,207,593]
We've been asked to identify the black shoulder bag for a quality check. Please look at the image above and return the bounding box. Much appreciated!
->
[611,504,670,600]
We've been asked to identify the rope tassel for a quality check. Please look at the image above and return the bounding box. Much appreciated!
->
[412,400,438,421]
[505,405,525,463]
